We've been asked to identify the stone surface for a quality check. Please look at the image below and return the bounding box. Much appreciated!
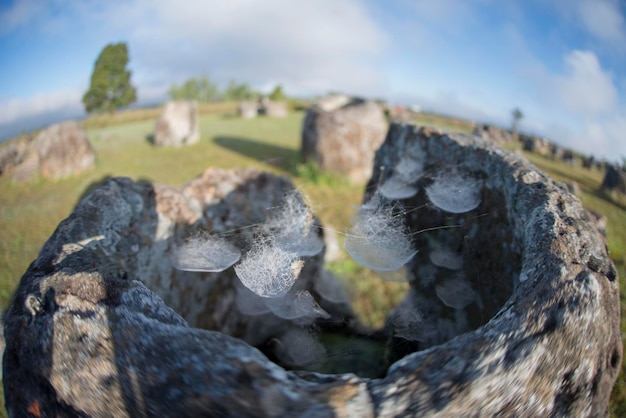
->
[301,96,387,183]
[4,129,621,416]
[601,164,626,195]
[473,124,513,145]
[237,101,258,118]
[1,122,96,182]
[259,100,288,118]
[0,137,25,176]
[368,124,621,416]
[153,101,200,147]
[386,105,411,124]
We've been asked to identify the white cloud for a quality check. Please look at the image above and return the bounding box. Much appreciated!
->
[0,0,43,34]
[577,0,626,44]
[398,0,478,24]
[0,90,84,140]
[540,112,626,161]
[1,0,389,140]
[1,0,624,161]
[120,0,389,96]
[554,50,618,116]
[0,0,74,36]
[0,89,83,126]
[521,49,626,160]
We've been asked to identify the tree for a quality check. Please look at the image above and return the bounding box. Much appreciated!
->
[82,42,137,113]
[268,85,286,101]
[511,108,524,139]
[222,81,257,101]
[168,76,219,101]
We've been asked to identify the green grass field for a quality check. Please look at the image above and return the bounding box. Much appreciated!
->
[0,109,624,415]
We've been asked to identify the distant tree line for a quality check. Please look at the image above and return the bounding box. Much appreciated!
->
[168,76,287,102]
[82,40,289,114]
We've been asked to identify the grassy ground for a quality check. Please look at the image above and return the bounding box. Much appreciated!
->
[0,110,624,414]
[412,111,476,134]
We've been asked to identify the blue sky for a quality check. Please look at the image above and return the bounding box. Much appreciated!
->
[1,0,625,161]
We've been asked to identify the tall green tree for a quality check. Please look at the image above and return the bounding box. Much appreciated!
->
[168,76,219,101]
[82,42,137,113]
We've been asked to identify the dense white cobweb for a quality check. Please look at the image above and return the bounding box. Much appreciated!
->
[429,248,463,270]
[234,242,304,298]
[425,168,482,213]
[435,276,476,309]
[171,234,241,272]
[261,191,323,257]
[273,328,327,368]
[379,176,419,200]
[388,291,439,342]
[389,297,423,341]
[378,155,423,200]
[344,197,416,271]
[264,290,330,320]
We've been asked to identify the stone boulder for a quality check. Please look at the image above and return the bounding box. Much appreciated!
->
[0,134,32,176]
[562,149,578,166]
[4,129,621,416]
[1,121,96,182]
[153,101,200,147]
[582,155,596,169]
[473,124,513,145]
[386,105,411,124]
[314,94,351,112]
[521,134,551,156]
[259,100,288,117]
[601,164,626,195]
[237,101,258,118]
[301,96,387,183]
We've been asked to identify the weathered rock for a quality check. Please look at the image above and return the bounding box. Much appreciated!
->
[0,316,4,379]
[0,137,25,176]
[521,133,551,156]
[589,210,608,237]
[582,155,596,169]
[2,122,96,181]
[314,94,351,112]
[301,96,387,183]
[565,180,580,195]
[387,105,411,124]
[562,149,578,166]
[4,129,621,416]
[153,101,200,147]
[3,167,361,416]
[601,164,626,195]
[550,142,565,160]
[368,124,620,416]
[474,124,513,145]
[259,100,288,117]
[237,101,258,118]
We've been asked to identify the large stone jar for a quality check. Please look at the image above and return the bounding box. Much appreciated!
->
[3,125,621,416]
[301,96,387,183]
